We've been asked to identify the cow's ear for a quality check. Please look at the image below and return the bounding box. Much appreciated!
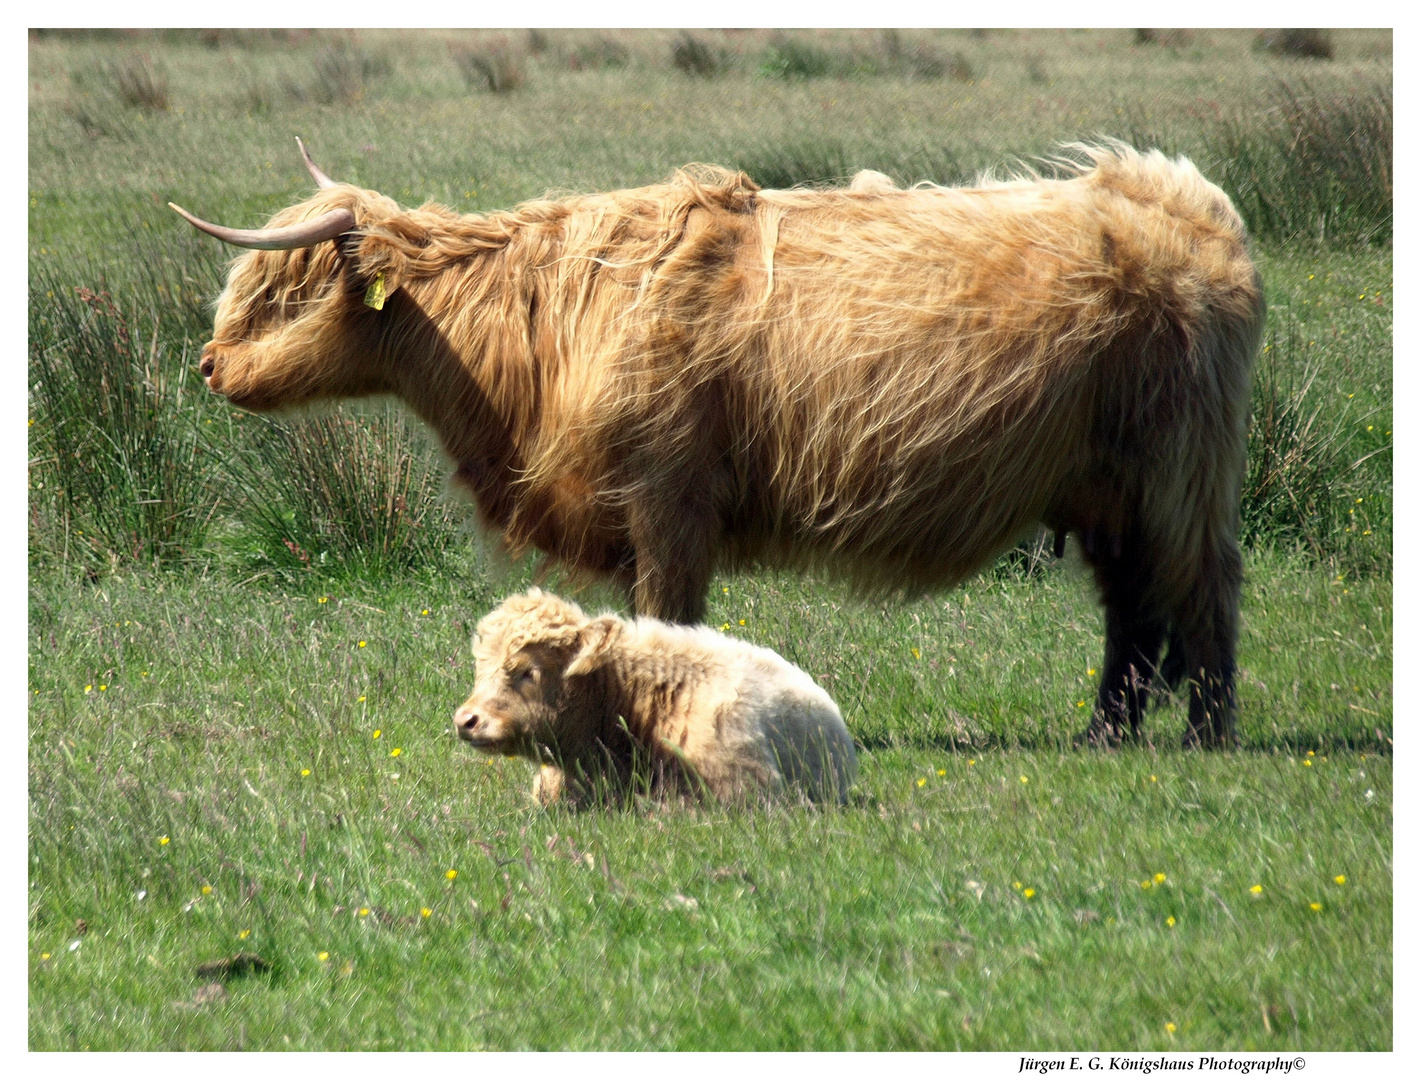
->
[343,227,412,310]
[565,617,621,678]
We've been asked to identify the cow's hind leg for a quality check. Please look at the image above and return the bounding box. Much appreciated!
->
[1173,533,1242,749]
[1081,530,1169,745]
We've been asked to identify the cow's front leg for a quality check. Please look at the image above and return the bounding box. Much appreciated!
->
[626,492,716,624]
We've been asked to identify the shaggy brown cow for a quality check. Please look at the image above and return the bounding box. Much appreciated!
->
[173,139,1263,747]
[454,588,857,806]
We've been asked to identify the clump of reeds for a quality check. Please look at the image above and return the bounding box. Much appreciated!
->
[225,403,463,579]
[28,271,222,572]
[1254,29,1334,60]
[452,43,526,93]
[672,34,722,77]
[1210,75,1391,245]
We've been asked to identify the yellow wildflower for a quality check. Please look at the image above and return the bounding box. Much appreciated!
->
[201,885,212,896]
[238,929,250,939]
[159,836,170,846]
[1166,916,1176,927]
[446,869,458,880]
[390,748,402,757]
[1023,888,1035,899]
[1154,873,1166,883]
[421,907,432,918]
[1250,884,1263,895]
[1334,875,1346,886]
[1310,902,1322,912]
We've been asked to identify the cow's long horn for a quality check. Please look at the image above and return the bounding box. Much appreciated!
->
[167,203,356,250]
[296,136,339,189]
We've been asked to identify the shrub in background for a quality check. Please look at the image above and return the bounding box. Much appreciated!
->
[1255,29,1334,60]
[452,43,526,93]
[672,34,722,77]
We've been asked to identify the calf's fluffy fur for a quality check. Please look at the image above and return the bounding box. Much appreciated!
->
[190,142,1263,747]
[454,589,857,805]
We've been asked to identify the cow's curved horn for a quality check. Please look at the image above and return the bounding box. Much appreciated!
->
[296,136,339,189]
[167,202,357,250]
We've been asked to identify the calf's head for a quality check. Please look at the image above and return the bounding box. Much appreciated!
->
[453,589,621,757]
[171,138,426,411]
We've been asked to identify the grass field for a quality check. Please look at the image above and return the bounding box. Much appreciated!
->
[28,28,1392,1050]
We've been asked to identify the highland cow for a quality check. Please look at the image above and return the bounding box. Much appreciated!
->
[453,589,857,806]
[173,138,1263,747]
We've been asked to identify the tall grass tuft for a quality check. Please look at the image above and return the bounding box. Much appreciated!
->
[1254,29,1334,60]
[1134,29,1195,49]
[733,139,857,189]
[28,274,221,572]
[224,403,463,579]
[452,44,526,93]
[289,42,391,105]
[672,34,722,77]
[565,36,629,72]
[1210,76,1391,246]
[757,36,841,80]
[734,139,971,190]
[109,53,169,111]
[1240,322,1389,569]
[65,55,170,138]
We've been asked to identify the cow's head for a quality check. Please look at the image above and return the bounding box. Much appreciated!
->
[452,589,621,758]
[171,138,423,410]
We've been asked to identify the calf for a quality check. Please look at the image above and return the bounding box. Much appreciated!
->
[454,589,857,806]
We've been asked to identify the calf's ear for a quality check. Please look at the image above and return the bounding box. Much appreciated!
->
[565,617,621,678]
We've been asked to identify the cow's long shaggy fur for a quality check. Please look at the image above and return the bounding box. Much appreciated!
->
[198,143,1264,746]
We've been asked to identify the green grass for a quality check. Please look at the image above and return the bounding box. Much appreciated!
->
[28,29,1391,1049]
[28,551,1390,1049]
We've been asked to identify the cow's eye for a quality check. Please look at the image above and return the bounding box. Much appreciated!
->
[513,666,538,685]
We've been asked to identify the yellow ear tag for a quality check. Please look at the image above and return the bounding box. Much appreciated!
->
[363,272,387,310]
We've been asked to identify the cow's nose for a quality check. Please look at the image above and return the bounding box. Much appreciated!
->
[453,706,480,738]
[199,349,216,379]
